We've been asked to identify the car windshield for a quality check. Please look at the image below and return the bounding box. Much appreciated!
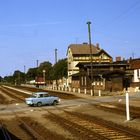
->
[30,93,38,98]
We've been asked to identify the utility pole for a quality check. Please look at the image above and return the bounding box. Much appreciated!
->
[36,60,39,87]
[55,49,58,89]
[36,60,39,68]
[24,65,26,84]
[18,71,20,85]
[55,49,57,63]
[24,65,26,74]
[87,21,94,95]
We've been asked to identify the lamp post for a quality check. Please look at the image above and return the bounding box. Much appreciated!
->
[43,70,46,86]
[87,21,94,95]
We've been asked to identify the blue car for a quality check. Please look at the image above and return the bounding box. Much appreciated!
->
[25,92,60,106]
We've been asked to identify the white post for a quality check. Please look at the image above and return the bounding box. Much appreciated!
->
[99,90,101,96]
[78,88,80,93]
[126,92,130,121]
[84,89,86,94]
[91,89,93,96]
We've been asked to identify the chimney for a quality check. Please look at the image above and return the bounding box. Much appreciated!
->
[116,56,121,62]
[96,43,100,50]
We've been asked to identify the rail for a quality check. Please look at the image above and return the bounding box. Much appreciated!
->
[0,123,12,140]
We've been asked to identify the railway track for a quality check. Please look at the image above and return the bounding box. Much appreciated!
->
[0,86,29,103]
[0,122,12,140]
[0,85,140,139]
[14,85,80,99]
[44,109,140,140]
[1,85,140,119]
[1,111,67,140]
[94,102,140,119]
[0,115,44,140]
[0,89,9,104]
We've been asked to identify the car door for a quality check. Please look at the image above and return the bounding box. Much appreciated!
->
[38,94,45,105]
[43,93,51,104]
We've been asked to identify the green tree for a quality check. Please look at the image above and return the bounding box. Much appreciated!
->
[26,68,38,81]
[3,76,14,84]
[37,61,53,80]
[0,76,3,83]
[53,58,67,80]
[13,70,25,85]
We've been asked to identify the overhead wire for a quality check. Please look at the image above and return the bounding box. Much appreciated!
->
[110,0,140,24]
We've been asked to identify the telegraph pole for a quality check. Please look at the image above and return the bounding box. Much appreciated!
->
[24,65,26,84]
[36,60,39,68]
[24,65,26,74]
[54,48,58,87]
[55,49,58,63]
[87,21,94,95]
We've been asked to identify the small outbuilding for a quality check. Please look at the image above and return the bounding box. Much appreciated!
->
[76,61,131,91]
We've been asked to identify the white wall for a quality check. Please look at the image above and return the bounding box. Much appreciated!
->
[134,69,140,82]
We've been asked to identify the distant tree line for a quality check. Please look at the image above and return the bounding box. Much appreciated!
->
[1,58,67,85]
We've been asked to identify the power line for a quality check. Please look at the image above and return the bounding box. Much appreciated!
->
[95,0,140,33]
[111,0,140,24]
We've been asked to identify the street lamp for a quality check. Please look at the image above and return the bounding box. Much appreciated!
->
[43,70,46,86]
[87,21,94,95]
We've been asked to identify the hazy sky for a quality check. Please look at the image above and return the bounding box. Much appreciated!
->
[0,0,140,77]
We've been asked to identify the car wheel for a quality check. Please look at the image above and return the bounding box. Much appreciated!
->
[37,102,42,107]
[53,100,57,105]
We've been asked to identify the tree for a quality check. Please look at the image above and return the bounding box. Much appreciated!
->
[53,58,67,80]
[3,76,14,84]
[37,61,53,80]
[13,70,25,85]
[26,68,38,81]
[0,76,3,83]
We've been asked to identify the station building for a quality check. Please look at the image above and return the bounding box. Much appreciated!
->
[67,43,112,88]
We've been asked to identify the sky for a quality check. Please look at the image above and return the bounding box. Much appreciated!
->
[0,0,140,77]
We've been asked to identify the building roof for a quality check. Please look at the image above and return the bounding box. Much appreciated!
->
[76,61,129,68]
[129,58,140,69]
[67,43,112,58]
[35,77,45,84]
[68,43,98,55]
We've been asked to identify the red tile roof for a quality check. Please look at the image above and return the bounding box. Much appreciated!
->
[130,58,140,69]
